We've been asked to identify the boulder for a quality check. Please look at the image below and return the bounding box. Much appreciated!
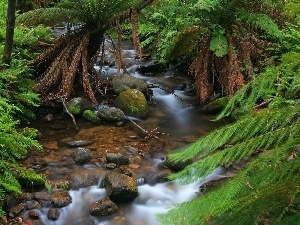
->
[66,97,94,115]
[103,173,138,202]
[83,110,101,124]
[112,73,148,94]
[73,148,92,165]
[8,203,26,217]
[51,191,72,208]
[67,169,106,189]
[96,107,125,122]
[115,89,149,118]
[200,96,228,114]
[105,153,129,165]
[47,208,60,221]
[89,197,118,217]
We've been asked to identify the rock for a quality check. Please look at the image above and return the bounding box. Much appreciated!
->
[89,197,118,217]
[96,107,125,122]
[200,96,228,114]
[18,193,33,202]
[66,140,94,148]
[112,73,148,94]
[29,210,40,219]
[105,153,129,165]
[115,89,149,118]
[103,173,138,202]
[105,163,117,169]
[67,169,106,189]
[83,110,101,124]
[44,114,54,122]
[47,208,60,221]
[33,192,51,206]
[73,148,92,164]
[199,177,230,193]
[136,61,168,74]
[164,157,192,172]
[51,191,72,208]
[8,203,26,217]
[26,200,40,210]
[66,97,94,115]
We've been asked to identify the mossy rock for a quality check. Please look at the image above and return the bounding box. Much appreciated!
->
[115,89,149,118]
[65,97,94,115]
[200,96,228,114]
[83,110,101,124]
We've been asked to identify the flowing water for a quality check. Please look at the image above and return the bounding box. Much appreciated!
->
[25,37,229,225]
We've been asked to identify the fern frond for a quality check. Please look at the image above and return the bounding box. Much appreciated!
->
[16,8,76,27]
[239,11,282,39]
[209,27,228,56]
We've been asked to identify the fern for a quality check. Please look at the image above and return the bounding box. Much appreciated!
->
[209,26,228,56]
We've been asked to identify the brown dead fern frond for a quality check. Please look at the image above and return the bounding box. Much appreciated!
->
[81,33,98,105]
[131,8,143,57]
[227,35,245,97]
[189,35,213,105]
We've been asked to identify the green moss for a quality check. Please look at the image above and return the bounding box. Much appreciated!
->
[68,105,81,115]
[115,89,149,118]
[83,110,101,124]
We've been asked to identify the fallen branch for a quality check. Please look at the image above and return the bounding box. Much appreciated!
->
[60,96,79,131]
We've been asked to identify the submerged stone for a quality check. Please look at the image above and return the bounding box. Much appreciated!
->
[66,140,94,147]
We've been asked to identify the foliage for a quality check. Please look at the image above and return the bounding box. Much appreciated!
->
[140,0,283,104]
[158,19,300,225]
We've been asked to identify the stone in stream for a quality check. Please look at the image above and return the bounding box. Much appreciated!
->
[73,148,92,164]
[89,197,118,217]
[164,157,193,172]
[47,208,60,221]
[83,109,101,124]
[105,153,129,165]
[112,73,148,94]
[51,191,72,208]
[8,202,26,217]
[103,173,138,202]
[67,169,106,189]
[65,97,94,115]
[96,107,125,122]
[33,192,51,206]
[66,140,94,148]
[115,89,149,118]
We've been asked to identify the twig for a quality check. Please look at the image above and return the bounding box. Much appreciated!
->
[254,98,273,110]
[60,96,79,131]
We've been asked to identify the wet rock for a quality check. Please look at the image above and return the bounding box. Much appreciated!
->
[89,197,118,217]
[47,208,60,221]
[96,107,125,122]
[33,158,48,167]
[164,157,192,172]
[51,191,72,208]
[200,96,228,114]
[44,114,54,122]
[115,89,149,118]
[136,61,168,75]
[105,153,129,165]
[73,148,92,164]
[26,201,40,210]
[67,140,94,148]
[29,210,40,220]
[9,203,26,217]
[105,163,117,169]
[143,169,172,185]
[66,97,94,115]
[112,73,148,94]
[67,169,106,189]
[33,192,51,206]
[199,177,230,193]
[18,193,33,202]
[103,173,138,202]
[83,110,101,124]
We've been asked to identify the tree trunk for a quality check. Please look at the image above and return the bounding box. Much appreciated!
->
[2,0,17,66]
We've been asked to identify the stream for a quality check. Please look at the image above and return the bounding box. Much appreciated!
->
[21,38,229,225]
